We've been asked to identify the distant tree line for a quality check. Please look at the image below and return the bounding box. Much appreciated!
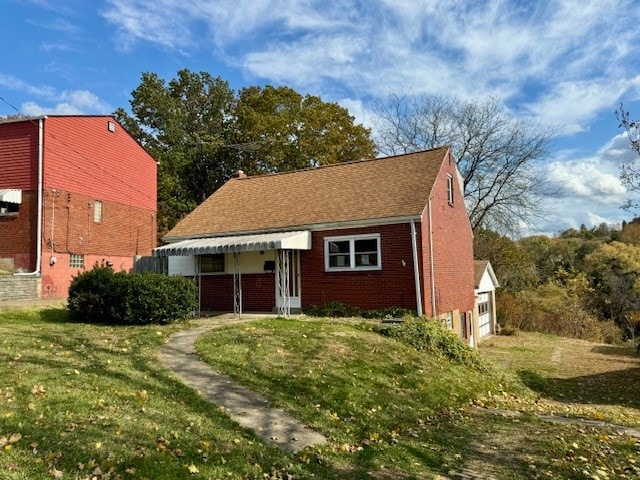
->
[476,220,640,344]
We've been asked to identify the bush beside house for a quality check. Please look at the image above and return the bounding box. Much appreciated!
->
[68,264,196,325]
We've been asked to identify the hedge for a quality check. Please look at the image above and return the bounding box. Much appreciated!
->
[68,264,197,325]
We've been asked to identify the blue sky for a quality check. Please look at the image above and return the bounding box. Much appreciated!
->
[2,0,640,236]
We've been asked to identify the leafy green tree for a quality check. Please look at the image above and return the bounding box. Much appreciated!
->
[473,229,537,292]
[585,241,640,339]
[115,69,236,237]
[116,70,376,239]
[235,85,376,174]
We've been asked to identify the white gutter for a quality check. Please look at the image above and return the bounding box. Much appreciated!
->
[16,117,44,276]
[410,219,423,317]
[427,197,436,317]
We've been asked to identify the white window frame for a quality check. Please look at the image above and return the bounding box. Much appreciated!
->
[324,233,381,272]
[93,200,102,223]
[446,174,454,205]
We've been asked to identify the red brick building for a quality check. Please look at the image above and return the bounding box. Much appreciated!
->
[155,147,475,334]
[0,115,157,299]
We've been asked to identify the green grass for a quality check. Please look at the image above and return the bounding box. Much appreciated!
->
[2,309,640,479]
[480,332,640,427]
[0,308,300,480]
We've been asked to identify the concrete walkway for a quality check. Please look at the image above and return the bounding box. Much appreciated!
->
[159,316,327,452]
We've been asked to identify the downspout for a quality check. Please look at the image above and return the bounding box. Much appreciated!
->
[410,219,423,317]
[427,197,436,317]
[16,117,44,276]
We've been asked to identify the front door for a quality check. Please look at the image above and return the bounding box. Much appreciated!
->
[276,250,301,311]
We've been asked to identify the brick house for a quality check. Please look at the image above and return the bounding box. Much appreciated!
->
[155,146,475,333]
[0,115,157,299]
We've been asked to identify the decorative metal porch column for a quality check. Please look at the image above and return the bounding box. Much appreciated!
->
[277,249,290,318]
[233,251,242,317]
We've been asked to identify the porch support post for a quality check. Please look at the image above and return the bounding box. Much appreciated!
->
[277,249,290,318]
[233,251,242,317]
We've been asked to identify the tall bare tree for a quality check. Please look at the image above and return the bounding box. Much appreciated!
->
[374,94,555,235]
[616,103,640,211]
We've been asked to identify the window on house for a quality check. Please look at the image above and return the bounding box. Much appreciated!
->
[325,234,381,271]
[443,312,453,330]
[446,174,454,205]
[69,254,84,269]
[0,201,19,215]
[94,200,102,223]
[200,254,225,273]
[460,312,468,339]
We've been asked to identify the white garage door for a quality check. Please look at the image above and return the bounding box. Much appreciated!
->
[477,292,492,338]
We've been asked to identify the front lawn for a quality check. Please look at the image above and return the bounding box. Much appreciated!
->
[2,309,639,479]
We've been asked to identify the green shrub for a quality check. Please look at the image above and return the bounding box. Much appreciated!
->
[304,301,362,318]
[378,317,486,370]
[68,264,197,325]
[305,301,415,319]
[361,306,415,319]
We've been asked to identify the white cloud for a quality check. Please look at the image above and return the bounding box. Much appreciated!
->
[20,90,112,116]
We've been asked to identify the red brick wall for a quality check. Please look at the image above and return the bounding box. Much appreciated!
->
[0,190,37,270]
[421,151,475,316]
[40,253,135,299]
[300,224,419,311]
[41,188,156,259]
[199,273,275,312]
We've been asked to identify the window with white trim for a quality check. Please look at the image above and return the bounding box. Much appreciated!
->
[446,174,454,205]
[324,234,381,271]
[93,200,102,223]
[69,254,84,269]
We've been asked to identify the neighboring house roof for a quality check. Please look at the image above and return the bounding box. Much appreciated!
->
[166,146,451,241]
[474,260,500,289]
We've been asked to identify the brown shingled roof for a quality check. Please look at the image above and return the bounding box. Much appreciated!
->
[166,146,450,240]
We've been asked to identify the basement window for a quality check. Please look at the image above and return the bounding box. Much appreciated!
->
[324,234,381,271]
[70,254,85,269]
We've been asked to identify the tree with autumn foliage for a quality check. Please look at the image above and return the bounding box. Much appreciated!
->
[115,69,376,238]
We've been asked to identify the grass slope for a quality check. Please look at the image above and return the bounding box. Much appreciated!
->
[1,309,639,479]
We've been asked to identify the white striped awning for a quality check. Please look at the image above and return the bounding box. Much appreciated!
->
[153,230,311,257]
[0,189,22,204]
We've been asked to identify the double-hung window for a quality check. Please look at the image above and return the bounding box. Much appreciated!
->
[324,234,381,271]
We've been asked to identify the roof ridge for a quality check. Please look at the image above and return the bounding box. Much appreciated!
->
[233,145,451,181]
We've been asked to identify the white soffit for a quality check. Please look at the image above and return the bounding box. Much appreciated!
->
[0,189,22,204]
[154,230,311,257]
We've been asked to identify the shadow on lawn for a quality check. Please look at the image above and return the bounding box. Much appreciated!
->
[38,307,71,323]
[518,367,640,409]
[590,344,639,358]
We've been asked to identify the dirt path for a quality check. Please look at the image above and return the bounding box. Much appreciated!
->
[159,316,327,452]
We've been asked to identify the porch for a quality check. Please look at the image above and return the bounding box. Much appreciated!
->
[153,231,311,317]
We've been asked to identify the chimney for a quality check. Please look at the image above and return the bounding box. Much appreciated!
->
[233,170,247,179]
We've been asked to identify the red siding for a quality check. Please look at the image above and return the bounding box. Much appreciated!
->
[301,224,419,311]
[0,121,39,189]
[421,151,475,315]
[43,116,157,211]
